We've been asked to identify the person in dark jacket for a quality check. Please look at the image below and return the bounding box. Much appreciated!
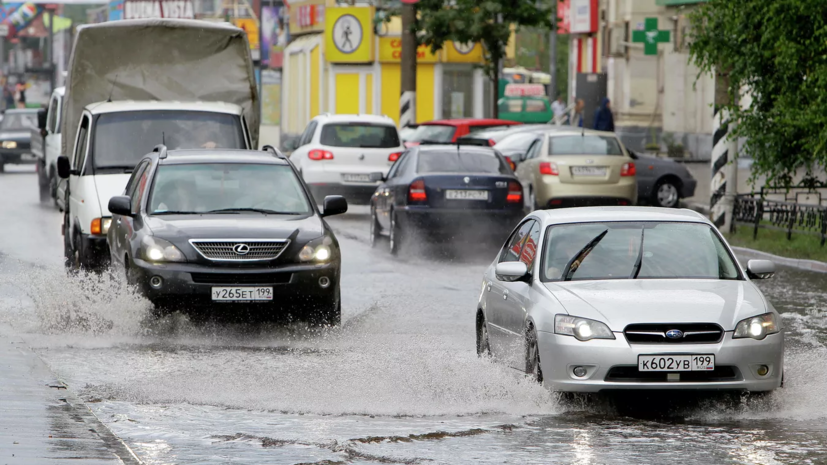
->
[593,97,615,132]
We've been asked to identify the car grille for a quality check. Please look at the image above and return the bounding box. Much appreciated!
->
[605,366,741,383]
[190,272,292,285]
[624,323,724,344]
[189,239,289,261]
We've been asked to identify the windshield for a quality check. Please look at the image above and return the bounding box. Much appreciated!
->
[542,222,741,281]
[148,163,311,215]
[320,123,400,148]
[1,112,37,131]
[417,150,510,174]
[93,111,244,169]
[495,133,537,152]
[408,124,456,143]
[548,135,623,156]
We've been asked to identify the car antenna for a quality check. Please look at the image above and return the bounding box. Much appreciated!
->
[106,74,118,102]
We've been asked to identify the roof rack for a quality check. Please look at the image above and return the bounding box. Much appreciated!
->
[153,144,168,159]
[262,145,287,159]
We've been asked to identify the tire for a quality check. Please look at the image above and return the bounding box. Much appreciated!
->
[37,161,50,202]
[525,326,544,384]
[310,287,341,326]
[369,205,381,248]
[50,171,59,205]
[652,178,680,208]
[389,210,404,256]
[529,187,542,211]
[63,213,75,269]
[0,161,5,173]
[476,312,491,357]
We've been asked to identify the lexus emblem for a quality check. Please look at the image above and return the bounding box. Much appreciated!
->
[233,243,250,255]
[665,329,684,340]
[464,177,470,183]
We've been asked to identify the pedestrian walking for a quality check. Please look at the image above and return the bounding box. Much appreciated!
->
[593,97,615,132]
[551,96,566,123]
[570,98,585,127]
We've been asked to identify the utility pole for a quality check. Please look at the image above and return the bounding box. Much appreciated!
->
[549,7,557,100]
[710,70,737,232]
[47,9,54,94]
[399,0,417,127]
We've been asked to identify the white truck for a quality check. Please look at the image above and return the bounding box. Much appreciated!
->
[56,19,260,270]
[33,86,65,204]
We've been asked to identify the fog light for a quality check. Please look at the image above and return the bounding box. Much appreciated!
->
[573,366,587,377]
[149,276,163,289]
[757,365,769,376]
[318,276,330,289]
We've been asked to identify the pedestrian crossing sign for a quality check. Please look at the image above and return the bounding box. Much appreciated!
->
[325,7,374,63]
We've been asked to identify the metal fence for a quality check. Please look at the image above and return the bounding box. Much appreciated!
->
[733,186,827,246]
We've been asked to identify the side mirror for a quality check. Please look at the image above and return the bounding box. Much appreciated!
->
[56,155,71,179]
[368,172,385,182]
[746,259,775,279]
[495,261,529,282]
[322,195,348,217]
[108,195,133,217]
[37,108,47,131]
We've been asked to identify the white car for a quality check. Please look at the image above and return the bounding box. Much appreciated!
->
[476,207,783,393]
[289,114,404,204]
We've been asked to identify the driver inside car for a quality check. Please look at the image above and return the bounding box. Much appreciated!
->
[155,179,199,212]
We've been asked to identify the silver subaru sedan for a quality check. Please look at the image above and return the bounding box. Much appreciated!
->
[476,207,783,392]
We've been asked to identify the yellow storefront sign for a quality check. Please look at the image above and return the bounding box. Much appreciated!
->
[444,40,483,63]
[378,37,438,63]
[232,18,259,50]
[325,7,374,63]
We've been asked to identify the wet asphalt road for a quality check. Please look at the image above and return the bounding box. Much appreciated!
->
[2,164,827,464]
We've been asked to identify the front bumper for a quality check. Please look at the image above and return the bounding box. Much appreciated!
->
[396,206,525,239]
[0,148,34,163]
[129,258,340,307]
[537,330,784,392]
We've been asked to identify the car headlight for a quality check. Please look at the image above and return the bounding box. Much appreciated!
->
[733,313,779,340]
[141,236,186,263]
[2,141,17,149]
[298,236,335,262]
[555,314,615,341]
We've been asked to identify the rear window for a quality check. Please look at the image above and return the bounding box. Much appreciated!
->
[408,124,456,143]
[417,150,510,174]
[526,100,548,112]
[499,100,523,113]
[468,125,507,134]
[548,135,623,156]
[320,123,400,148]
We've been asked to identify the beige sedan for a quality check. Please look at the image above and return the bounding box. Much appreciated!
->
[514,129,637,209]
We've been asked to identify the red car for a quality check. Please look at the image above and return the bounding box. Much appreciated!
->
[404,118,522,148]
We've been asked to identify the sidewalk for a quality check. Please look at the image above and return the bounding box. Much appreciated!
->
[0,325,140,464]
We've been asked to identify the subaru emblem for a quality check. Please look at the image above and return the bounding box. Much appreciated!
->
[464,177,470,183]
[233,243,250,255]
[665,329,684,339]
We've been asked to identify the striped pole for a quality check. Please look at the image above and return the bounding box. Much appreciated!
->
[710,106,729,228]
[400,91,416,128]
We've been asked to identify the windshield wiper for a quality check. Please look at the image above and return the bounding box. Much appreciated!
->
[205,208,300,215]
[152,210,200,215]
[562,229,609,282]
[97,165,135,173]
[630,229,645,279]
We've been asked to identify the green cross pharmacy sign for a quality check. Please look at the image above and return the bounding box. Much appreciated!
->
[632,18,671,55]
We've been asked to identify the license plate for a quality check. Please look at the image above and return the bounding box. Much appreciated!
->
[211,287,273,301]
[342,173,372,183]
[638,354,715,372]
[571,166,607,176]
[445,190,489,200]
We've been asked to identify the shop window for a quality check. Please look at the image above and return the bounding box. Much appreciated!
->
[442,68,473,119]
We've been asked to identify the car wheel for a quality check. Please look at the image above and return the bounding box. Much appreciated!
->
[0,161,5,173]
[310,287,341,326]
[652,179,680,208]
[525,326,543,384]
[38,161,50,202]
[389,210,403,256]
[369,205,381,248]
[476,312,491,357]
[50,172,59,204]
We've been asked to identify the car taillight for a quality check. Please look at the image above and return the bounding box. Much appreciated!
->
[488,139,496,147]
[621,162,636,176]
[389,152,402,162]
[506,181,522,203]
[308,149,334,160]
[505,156,516,171]
[408,179,427,202]
[539,162,559,176]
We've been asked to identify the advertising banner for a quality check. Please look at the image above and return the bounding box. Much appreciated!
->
[123,0,194,20]
[261,4,288,68]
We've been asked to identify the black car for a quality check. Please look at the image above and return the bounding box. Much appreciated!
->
[368,144,525,255]
[0,108,39,172]
[106,145,348,324]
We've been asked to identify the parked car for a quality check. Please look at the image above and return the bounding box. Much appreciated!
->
[106,146,348,324]
[404,119,522,147]
[497,96,554,124]
[476,207,782,393]
[629,150,697,208]
[458,124,551,147]
[0,108,39,172]
[368,144,524,255]
[514,128,637,209]
[287,114,404,205]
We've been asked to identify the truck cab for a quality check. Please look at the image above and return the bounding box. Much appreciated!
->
[34,87,64,204]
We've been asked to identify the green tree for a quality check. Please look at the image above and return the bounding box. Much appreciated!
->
[414,0,555,117]
[689,0,827,187]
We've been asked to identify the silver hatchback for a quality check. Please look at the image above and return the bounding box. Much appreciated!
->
[476,207,784,392]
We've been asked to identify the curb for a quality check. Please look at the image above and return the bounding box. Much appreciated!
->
[731,246,827,274]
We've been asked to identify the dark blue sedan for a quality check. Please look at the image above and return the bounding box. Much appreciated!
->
[368,144,525,255]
